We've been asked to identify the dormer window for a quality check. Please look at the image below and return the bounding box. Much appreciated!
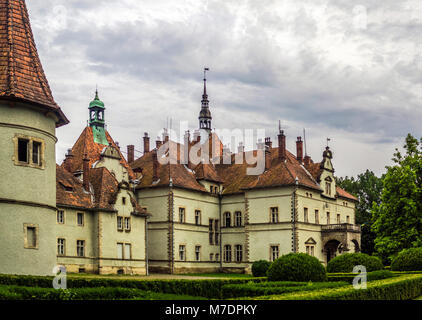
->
[326,182,332,196]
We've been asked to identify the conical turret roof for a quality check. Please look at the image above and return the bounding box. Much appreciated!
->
[0,0,68,127]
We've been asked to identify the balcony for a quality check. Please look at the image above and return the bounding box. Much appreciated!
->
[321,223,361,233]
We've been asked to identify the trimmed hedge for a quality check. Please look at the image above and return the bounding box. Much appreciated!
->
[252,260,271,277]
[222,281,349,299]
[327,253,384,273]
[254,274,422,300]
[327,270,395,284]
[0,274,266,299]
[0,285,205,300]
[267,253,327,282]
[391,248,422,271]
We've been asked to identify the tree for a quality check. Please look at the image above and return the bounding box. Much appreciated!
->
[372,134,422,263]
[337,170,383,255]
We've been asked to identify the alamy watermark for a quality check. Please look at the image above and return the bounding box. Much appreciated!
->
[353,265,367,290]
[52,265,67,290]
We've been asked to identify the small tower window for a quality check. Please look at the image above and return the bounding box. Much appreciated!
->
[18,139,29,163]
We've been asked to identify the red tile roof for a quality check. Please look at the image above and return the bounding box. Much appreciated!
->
[62,126,135,180]
[131,137,358,202]
[56,164,148,214]
[0,0,68,127]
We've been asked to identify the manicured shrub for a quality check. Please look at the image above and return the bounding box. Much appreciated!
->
[252,260,271,277]
[0,275,266,299]
[266,253,327,282]
[367,270,395,281]
[265,274,422,300]
[327,253,384,273]
[391,248,422,271]
[221,281,348,299]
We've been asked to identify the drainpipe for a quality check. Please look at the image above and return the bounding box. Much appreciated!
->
[292,177,299,253]
[219,190,223,271]
[169,178,175,274]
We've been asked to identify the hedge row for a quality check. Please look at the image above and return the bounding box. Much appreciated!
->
[0,285,205,301]
[0,275,266,299]
[254,274,422,300]
[221,281,349,299]
[327,270,395,283]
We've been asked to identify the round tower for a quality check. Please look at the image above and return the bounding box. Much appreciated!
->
[0,0,68,276]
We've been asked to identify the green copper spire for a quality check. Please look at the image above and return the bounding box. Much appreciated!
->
[88,89,108,145]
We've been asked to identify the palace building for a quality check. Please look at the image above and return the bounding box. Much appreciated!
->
[0,0,360,276]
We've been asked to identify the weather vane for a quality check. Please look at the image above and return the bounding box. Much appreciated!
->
[204,67,210,81]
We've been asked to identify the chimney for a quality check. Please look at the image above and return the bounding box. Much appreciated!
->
[152,149,159,182]
[127,145,135,163]
[238,142,245,154]
[296,137,303,163]
[143,132,150,153]
[265,137,272,149]
[193,130,200,142]
[265,145,272,171]
[64,149,74,173]
[163,128,169,143]
[156,137,162,149]
[183,131,191,164]
[83,154,90,191]
[278,131,286,161]
[304,155,312,167]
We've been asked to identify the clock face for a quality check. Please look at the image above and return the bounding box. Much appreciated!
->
[91,111,96,119]
[98,112,103,120]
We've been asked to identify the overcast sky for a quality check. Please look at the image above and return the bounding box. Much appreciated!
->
[26,0,422,178]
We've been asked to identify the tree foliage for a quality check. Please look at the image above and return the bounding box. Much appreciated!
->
[372,134,422,263]
[336,170,383,255]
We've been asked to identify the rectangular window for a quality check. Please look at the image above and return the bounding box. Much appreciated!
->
[224,212,231,227]
[311,246,315,257]
[124,244,132,260]
[271,207,279,223]
[195,210,201,225]
[18,139,29,163]
[347,216,350,224]
[327,212,330,225]
[117,243,123,260]
[215,253,220,261]
[306,245,310,255]
[124,217,131,231]
[215,220,220,245]
[235,245,243,263]
[26,227,36,248]
[209,219,214,245]
[337,214,341,224]
[315,210,319,224]
[326,182,332,196]
[77,240,85,257]
[179,245,186,261]
[58,238,65,256]
[57,210,65,224]
[224,245,232,262]
[235,212,242,227]
[195,246,201,261]
[304,207,309,223]
[270,246,279,262]
[210,253,214,261]
[77,213,84,226]
[117,216,123,231]
[179,208,185,223]
[32,141,42,166]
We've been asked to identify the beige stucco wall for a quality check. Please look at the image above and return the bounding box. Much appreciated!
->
[0,102,58,276]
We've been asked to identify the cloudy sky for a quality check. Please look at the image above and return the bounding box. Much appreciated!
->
[26,0,422,178]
